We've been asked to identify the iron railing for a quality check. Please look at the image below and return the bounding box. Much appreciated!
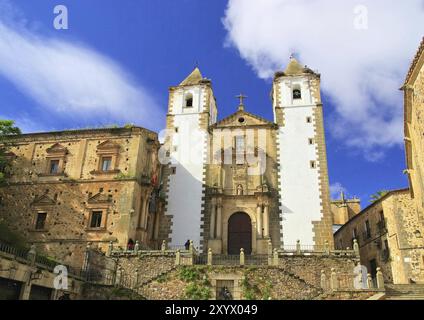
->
[0,241,28,259]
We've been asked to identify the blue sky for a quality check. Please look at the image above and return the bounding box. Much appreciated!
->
[0,0,423,206]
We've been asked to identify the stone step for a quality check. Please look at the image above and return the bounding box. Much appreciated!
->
[385,296,424,300]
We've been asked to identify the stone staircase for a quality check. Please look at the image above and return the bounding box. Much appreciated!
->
[384,284,424,300]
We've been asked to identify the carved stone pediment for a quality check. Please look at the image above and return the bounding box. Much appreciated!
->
[97,140,120,153]
[88,192,112,204]
[46,143,68,156]
[31,194,56,206]
[213,110,275,128]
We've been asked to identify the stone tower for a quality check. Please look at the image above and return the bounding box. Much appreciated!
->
[160,68,218,249]
[272,57,334,248]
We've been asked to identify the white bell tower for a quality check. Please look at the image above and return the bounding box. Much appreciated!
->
[272,57,333,248]
[162,67,217,249]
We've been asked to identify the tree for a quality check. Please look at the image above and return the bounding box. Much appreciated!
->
[369,190,389,203]
[0,120,21,183]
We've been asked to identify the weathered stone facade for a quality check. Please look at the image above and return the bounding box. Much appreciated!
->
[0,127,162,268]
[403,37,424,228]
[334,189,424,284]
[109,251,361,300]
[331,193,361,229]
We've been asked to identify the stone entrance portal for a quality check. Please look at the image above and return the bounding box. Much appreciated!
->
[228,212,252,254]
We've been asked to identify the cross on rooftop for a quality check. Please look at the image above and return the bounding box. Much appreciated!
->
[236,93,247,106]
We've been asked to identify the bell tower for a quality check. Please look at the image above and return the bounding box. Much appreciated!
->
[160,67,218,250]
[272,57,334,249]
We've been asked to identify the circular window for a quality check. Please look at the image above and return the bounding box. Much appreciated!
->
[238,117,245,123]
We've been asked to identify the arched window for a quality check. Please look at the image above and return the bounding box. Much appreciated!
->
[185,93,193,107]
[293,88,302,100]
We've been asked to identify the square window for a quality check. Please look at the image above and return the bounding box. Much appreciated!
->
[306,117,312,123]
[175,127,179,133]
[35,212,47,230]
[90,211,103,228]
[308,138,314,145]
[173,146,178,152]
[310,161,316,169]
[101,157,112,171]
[49,160,60,174]
[235,136,245,154]
[171,167,176,175]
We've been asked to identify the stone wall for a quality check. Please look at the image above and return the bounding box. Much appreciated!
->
[114,253,176,288]
[0,127,162,269]
[109,252,362,300]
[81,284,145,300]
[278,255,358,288]
[404,38,424,225]
[334,189,424,284]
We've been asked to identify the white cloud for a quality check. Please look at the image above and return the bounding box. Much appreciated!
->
[223,0,424,158]
[330,182,347,200]
[0,13,163,131]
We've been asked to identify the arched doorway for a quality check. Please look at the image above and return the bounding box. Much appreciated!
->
[228,212,252,255]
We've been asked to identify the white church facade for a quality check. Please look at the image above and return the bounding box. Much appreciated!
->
[159,57,334,254]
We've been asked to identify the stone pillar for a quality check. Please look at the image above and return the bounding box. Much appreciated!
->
[210,203,216,239]
[296,240,301,255]
[139,197,147,228]
[320,270,327,290]
[133,268,139,289]
[324,240,330,255]
[27,244,37,266]
[267,239,273,255]
[161,240,167,252]
[330,268,338,291]
[263,204,269,238]
[216,204,222,239]
[367,273,373,289]
[175,250,181,266]
[106,241,113,257]
[19,282,32,300]
[207,248,213,266]
[240,248,245,266]
[143,197,150,229]
[256,204,262,238]
[273,248,279,266]
[353,239,360,256]
[115,267,122,286]
[376,268,385,290]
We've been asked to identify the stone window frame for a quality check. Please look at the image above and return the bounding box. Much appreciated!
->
[40,143,67,177]
[209,274,243,300]
[184,92,194,108]
[292,85,302,100]
[86,207,108,232]
[33,211,48,231]
[90,140,121,176]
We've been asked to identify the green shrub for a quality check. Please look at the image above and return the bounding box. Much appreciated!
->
[179,266,201,282]
[184,283,211,300]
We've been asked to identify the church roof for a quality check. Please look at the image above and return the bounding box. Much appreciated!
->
[179,67,204,86]
[284,57,305,75]
[403,37,424,86]
[274,56,319,78]
[213,109,276,128]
